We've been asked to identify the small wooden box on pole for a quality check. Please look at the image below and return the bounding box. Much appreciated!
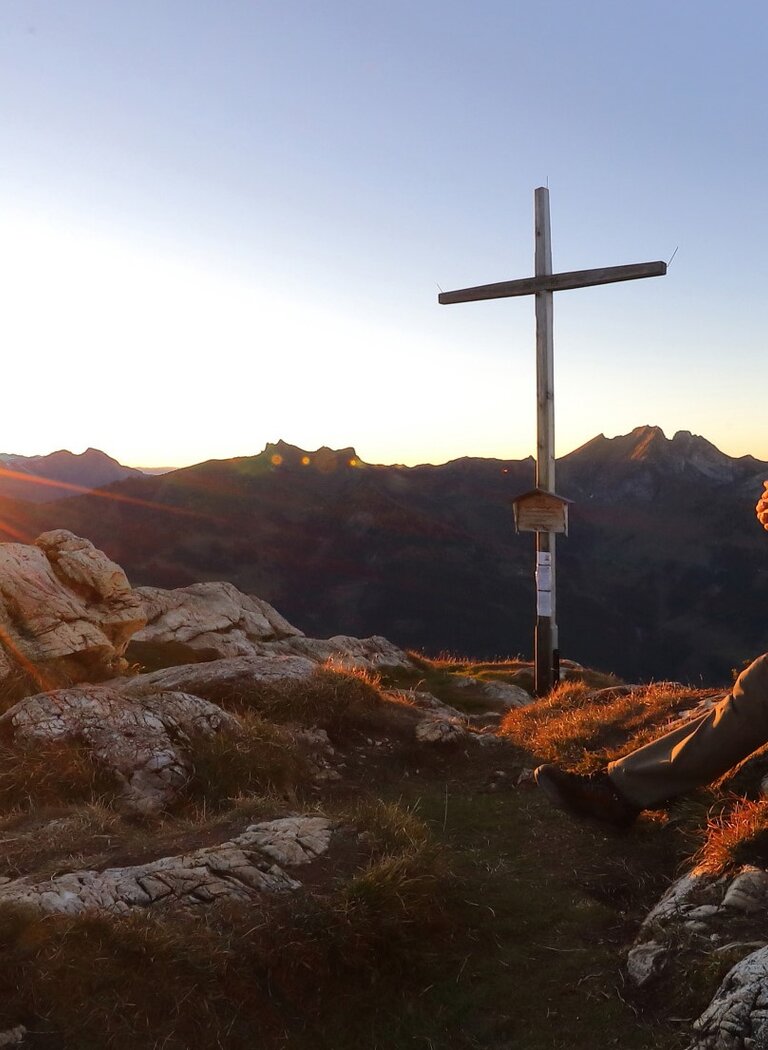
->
[512,489,572,535]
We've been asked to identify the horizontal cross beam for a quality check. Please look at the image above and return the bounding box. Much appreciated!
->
[438,260,667,305]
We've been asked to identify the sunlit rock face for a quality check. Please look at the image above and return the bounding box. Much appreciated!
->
[128,583,418,673]
[129,581,303,666]
[279,634,415,672]
[114,653,318,699]
[0,530,146,686]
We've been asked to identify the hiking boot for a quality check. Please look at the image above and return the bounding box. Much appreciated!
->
[534,764,641,830]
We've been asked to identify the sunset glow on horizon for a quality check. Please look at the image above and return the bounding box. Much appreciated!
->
[0,2,766,468]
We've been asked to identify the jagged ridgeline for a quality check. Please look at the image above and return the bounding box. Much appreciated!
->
[1,426,765,684]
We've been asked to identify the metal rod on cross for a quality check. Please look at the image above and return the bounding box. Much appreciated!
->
[438,187,667,696]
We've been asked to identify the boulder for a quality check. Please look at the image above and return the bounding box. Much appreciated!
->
[0,817,334,915]
[0,531,145,685]
[114,653,317,702]
[0,1027,25,1048]
[384,688,465,721]
[280,634,415,673]
[628,865,768,988]
[691,946,768,1049]
[0,685,240,815]
[129,582,302,665]
[127,580,418,676]
[415,718,466,744]
[438,675,532,710]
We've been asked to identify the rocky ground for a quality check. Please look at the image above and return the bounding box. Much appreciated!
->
[0,531,766,1047]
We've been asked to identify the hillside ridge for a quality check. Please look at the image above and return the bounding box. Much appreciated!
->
[0,426,765,684]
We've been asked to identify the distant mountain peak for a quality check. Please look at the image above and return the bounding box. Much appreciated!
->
[561,424,756,499]
[0,448,143,503]
[261,441,362,473]
[627,425,668,461]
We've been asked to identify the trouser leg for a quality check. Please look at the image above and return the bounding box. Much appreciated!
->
[607,654,768,809]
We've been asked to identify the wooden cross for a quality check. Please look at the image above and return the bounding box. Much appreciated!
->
[439,187,667,695]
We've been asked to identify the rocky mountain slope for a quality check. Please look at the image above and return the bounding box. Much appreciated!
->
[0,426,764,683]
[0,530,764,1048]
[0,448,143,502]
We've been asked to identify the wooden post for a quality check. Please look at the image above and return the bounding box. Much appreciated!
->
[437,189,666,697]
[534,187,556,696]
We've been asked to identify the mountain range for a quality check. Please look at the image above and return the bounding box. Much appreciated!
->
[0,426,764,685]
[0,448,143,502]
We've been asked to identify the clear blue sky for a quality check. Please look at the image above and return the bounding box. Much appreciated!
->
[0,1,765,466]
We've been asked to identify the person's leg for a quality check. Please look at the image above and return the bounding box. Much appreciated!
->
[608,654,768,808]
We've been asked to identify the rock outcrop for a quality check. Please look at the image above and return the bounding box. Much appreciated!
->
[279,634,415,672]
[128,580,419,675]
[0,685,239,815]
[114,653,318,701]
[690,945,768,1049]
[435,674,532,711]
[129,582,303,665]
[628,864,768,988]
[0,817,333,915]
[0,531,145,686]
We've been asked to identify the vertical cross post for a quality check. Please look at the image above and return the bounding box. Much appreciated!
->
[534,188,556,696]
[437,189,666,698]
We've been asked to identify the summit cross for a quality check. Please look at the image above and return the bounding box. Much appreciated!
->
[438,187,667,695]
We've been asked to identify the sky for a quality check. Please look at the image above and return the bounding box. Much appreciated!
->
[0,1,766,468]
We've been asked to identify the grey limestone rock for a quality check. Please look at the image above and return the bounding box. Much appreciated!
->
[415,718,466,744]
[0,817,333,916]
[114,653,318,700]
[0,684,240,815]
[441,675,532,710]
[628,866,768,988]
[691,946,768,1049]
[279,634,415,672]
[130,581,303,664]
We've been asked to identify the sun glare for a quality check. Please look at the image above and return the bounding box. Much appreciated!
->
[0,205,541,468]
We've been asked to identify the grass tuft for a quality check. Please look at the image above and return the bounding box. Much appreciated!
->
[0,739,119,813]
[694,798,768,875]
[193,665,421,744]
[184,711,311,808]
[500,680,711,772]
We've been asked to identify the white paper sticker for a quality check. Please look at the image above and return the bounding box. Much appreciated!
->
[536,565,552,590]
[536,552,552,567]
[537,589,552,616]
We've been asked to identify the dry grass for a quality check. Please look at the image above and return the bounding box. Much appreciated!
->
[0,668,49,714]
[0,738,119,813]
[184,711,312,809]
[0,803,122,880]
[343,797,433,855]
[389,651,620,708]
[196,665,421,744]
[693,798,768,875]
[500,680,712,772]
[0,800,457,1050]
